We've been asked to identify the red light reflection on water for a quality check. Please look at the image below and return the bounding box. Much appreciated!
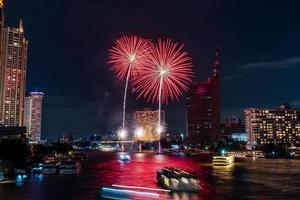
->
[93,152,212,200]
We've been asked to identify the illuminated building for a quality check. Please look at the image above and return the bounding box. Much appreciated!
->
[186,47,221,145]
[23,92,44,142]
[245,103,300,148]
[0,0,4,123]
[230,133,248,142]
[0,0,4,76]
[221,116,246,141]
[133,108,165,141]
[0,19,28,126]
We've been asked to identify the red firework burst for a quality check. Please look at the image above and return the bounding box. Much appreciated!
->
[108,35,152,80]
[132,38,194,104]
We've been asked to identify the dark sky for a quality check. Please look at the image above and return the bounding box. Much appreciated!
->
[4,0,300,139]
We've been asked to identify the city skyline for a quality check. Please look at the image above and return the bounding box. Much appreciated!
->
[3,0,300,139]
[1,1,300,200]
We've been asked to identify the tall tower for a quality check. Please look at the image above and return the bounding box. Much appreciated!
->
[23,91,44,142]
[0,1,5,117]
[0,19,28,126]
[0,1,4,30]
[211,46,221,141]
[213,45,220,79]
[186,46,221,146]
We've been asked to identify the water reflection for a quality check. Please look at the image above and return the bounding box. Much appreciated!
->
[1,152,300,200]
[96,152,210,199]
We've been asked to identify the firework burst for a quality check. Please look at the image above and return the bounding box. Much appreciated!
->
[132,38,193,152]
[108,35,152,81]
[108,35,151,131]
[132,38,194,104]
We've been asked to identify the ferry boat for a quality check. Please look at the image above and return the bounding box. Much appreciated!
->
[156,167,200,192]
[43,161,60,175]
[59,159,81,175]
[32,163,43,174]
[119,154,131,161]
[212,155,234,166]
[0,172,8,182]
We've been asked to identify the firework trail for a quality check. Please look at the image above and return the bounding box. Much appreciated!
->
[108,35,151,133]
[133,38,193,152]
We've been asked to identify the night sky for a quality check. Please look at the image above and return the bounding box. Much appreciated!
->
[4,0,300,139]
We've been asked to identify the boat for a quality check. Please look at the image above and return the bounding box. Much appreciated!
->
[0,172,8,182]
[156,167,200,192]
[253,151,265,158]
[59,159,81,175]
[32,163,43,174]
[43,161,60,175]
[119,154,131,161]
[212,155,234,166]
[100,186,163,199]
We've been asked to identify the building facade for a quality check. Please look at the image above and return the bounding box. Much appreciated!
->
[186,47,221,145]
[23,92,44,142]
[133,108,165,142]
[0,0,4,75]
[245,104,300,148]
[0,20,28,126]
[0,0,4,123]
[221,115,246,141]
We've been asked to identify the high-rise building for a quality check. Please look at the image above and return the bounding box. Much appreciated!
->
[0,20,28,126]
[133,108,165,141]
[23,92,44,142]
[245,103,300,148]
[186,47,221,145]
[0,0,4,67]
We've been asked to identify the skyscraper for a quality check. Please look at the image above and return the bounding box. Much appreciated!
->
[0,20,28,126]
[0,0,4,53]
[186,47,221,146]
[23,92,44,142]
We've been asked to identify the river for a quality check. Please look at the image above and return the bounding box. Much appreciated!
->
[1,151,300,200]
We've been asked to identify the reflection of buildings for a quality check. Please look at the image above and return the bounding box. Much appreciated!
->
[23,92,44,142]
[186,47,221,145]
[245,103,300,148]
[221,116,247,142]
[0,5,28,126]
[133,108,165,141]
